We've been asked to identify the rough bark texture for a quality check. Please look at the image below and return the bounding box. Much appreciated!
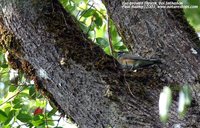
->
[104,0,200,84]
[0,0,200,127]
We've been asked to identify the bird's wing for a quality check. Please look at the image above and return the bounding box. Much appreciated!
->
[119,54,145,60]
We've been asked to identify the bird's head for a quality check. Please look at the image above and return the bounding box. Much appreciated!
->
[117,51,127,58]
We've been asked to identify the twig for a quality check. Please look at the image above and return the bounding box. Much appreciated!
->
[86,17,94,35]
[44,107,49,128]
[123,71,134,97]
[78,3,94,21]
[0,86,27,106]
[76,10,81,18]
[87,3,107,19]
[107,16,114,56]
[56,115,62,127]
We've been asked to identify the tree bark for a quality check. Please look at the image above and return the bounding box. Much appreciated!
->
[103,0,200,84]
[0,0,200,127]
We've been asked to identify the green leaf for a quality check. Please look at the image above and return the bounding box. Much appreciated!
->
[9,85,17,92]
[48,108,57,117]
[36,124,46,128]
[1,64,8,68]
[96,24,106,37]
[32,115,45,126]
[12,98,21,105]
[18,92,29,98]
[182,0,200,32]
[64,2,76,13]
[104,46,111,55]
[16,112,32,123]
[1,124,12,128]
[81,8,95,17]
[29,85,36,99]
[59,0,69,5]
[4,110,15,125]
[94,13,103,28]
[113,41,123,47]
[96,37,109,48]
[88,22,95,32]
[0,53,5,64]
[13,99,23,109]
[0,109,8,122]
[13,104,23,109]
[110,22,118,39]
[79,22,89,33]
[49,101,57,109]
[114,45,127,51]
[4,107,11,115]
[72,0,82,3]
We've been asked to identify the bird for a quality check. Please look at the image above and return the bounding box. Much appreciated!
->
[117,52,162,70]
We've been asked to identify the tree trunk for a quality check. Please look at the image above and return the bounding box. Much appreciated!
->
[0,0,200,127]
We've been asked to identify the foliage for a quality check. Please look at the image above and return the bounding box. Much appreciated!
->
[0,0,199,127]
[180,0,200,32]
[60,0,128,56]
[0,58,64,127]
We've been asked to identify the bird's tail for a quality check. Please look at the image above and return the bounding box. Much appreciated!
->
[151,59,162,64]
